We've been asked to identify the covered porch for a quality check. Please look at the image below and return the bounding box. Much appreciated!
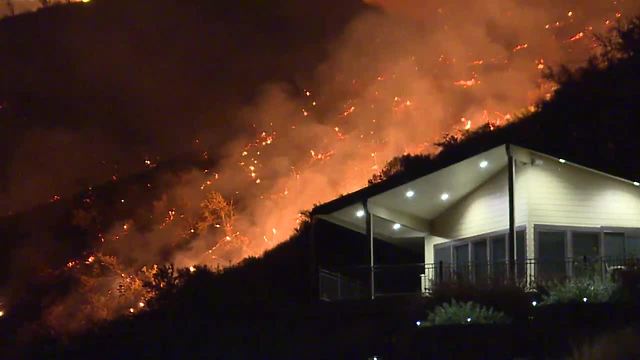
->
[310,144,640,300]
[311,145,520,300]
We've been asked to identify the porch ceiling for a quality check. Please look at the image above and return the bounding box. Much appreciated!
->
[320,145,508,237]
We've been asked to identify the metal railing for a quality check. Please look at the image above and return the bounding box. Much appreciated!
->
[318,256,640,301]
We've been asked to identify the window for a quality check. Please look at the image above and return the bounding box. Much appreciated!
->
[455,244,470,281]
[571,231,600,277]
[537,231,566,281]
[626,230,640,257]
[572,232,600,259]
[434,245,451,264]
[603,232,625,258]
[490,235,506,281]
[472,240,488,284]
[434,245,451,282]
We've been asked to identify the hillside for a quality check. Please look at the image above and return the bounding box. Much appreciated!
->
[4,17,640,359]
[0,0,371,297]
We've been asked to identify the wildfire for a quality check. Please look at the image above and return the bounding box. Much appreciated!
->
[28,2,632,335]
[512,43,529,52]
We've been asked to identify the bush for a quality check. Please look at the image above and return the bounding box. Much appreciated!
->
[421,299,510,326]
[428,281,531,320]
[541,277,616,305]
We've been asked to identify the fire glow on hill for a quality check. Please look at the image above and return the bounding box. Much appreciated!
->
[3,0,639,333]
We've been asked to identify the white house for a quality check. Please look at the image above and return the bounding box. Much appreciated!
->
[311,144,640,300]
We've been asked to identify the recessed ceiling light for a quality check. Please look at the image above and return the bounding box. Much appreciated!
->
[479,160,488,168]
[356,209,365,217]
[634,182,640,187]
[440,193,449,201]
[405,190,415,198]
[392,223,401,230]
[558,158,566,164]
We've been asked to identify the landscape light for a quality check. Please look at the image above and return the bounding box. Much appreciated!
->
[634,182,640,187]
[416,321,421,326]
[531,301,537,307]
[356,209,365,218]
[582,297,588,303]
[558,158,566,163]
[440,193,449,201]
[392,223,401,230]
[479,160,488,168]
[466,317,471,323]
[405,190,415,198]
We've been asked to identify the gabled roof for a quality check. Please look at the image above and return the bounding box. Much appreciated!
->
[311,144,509,217]
[312,143,640,237]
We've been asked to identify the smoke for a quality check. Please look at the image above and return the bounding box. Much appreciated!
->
[2,0,640,333]
[91,0,640,273]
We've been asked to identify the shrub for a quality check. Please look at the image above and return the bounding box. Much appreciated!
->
[421,299,510,326]
[541,277,616,305]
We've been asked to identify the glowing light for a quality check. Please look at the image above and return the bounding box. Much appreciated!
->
[440,193,449,201]
[405,190,415,198]
[479,160,488,168]
[633,182,639,187]
[416,321,421,326]
[466,317,471,323]
[558,159,566,163]
[189,266,196,273]
[532,301,537,306]
[0,310,4,317]
[356,209,365,218]
[392,223,401,230]
[582,297,588,303]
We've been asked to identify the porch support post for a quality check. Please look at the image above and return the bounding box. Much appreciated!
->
[506,144,517,281]
[364,199,375,300]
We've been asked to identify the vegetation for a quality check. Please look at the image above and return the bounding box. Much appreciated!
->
[4,9,640,360]
[421,299,510,326]
[541,277,617,305]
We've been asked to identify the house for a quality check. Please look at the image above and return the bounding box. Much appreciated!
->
[310,144,640,300]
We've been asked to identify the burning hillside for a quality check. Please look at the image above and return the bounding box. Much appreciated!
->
[1,0,639,334]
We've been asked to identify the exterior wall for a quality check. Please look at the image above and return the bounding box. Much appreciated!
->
[429,166,528,241]
[424,157,640,263]
[524,160,640,229]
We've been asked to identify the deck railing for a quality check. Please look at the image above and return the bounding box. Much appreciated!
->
[318,256,638,301]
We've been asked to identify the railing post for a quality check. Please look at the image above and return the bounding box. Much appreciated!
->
[438,260,443,284]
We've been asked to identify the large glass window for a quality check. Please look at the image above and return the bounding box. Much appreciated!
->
[490,235,506,281]
[538,231,566,281]
[626,230,640,257]
[473,240,488,284]
[572,232,600,259]
[571,232,600,277]
[455,244,470,281]
[434,245,451,282]
[603,232,625,258]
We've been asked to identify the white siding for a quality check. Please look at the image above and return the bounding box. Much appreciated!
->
[525,159,640,229]
[422,152,640,262]
[429,167,527,240]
